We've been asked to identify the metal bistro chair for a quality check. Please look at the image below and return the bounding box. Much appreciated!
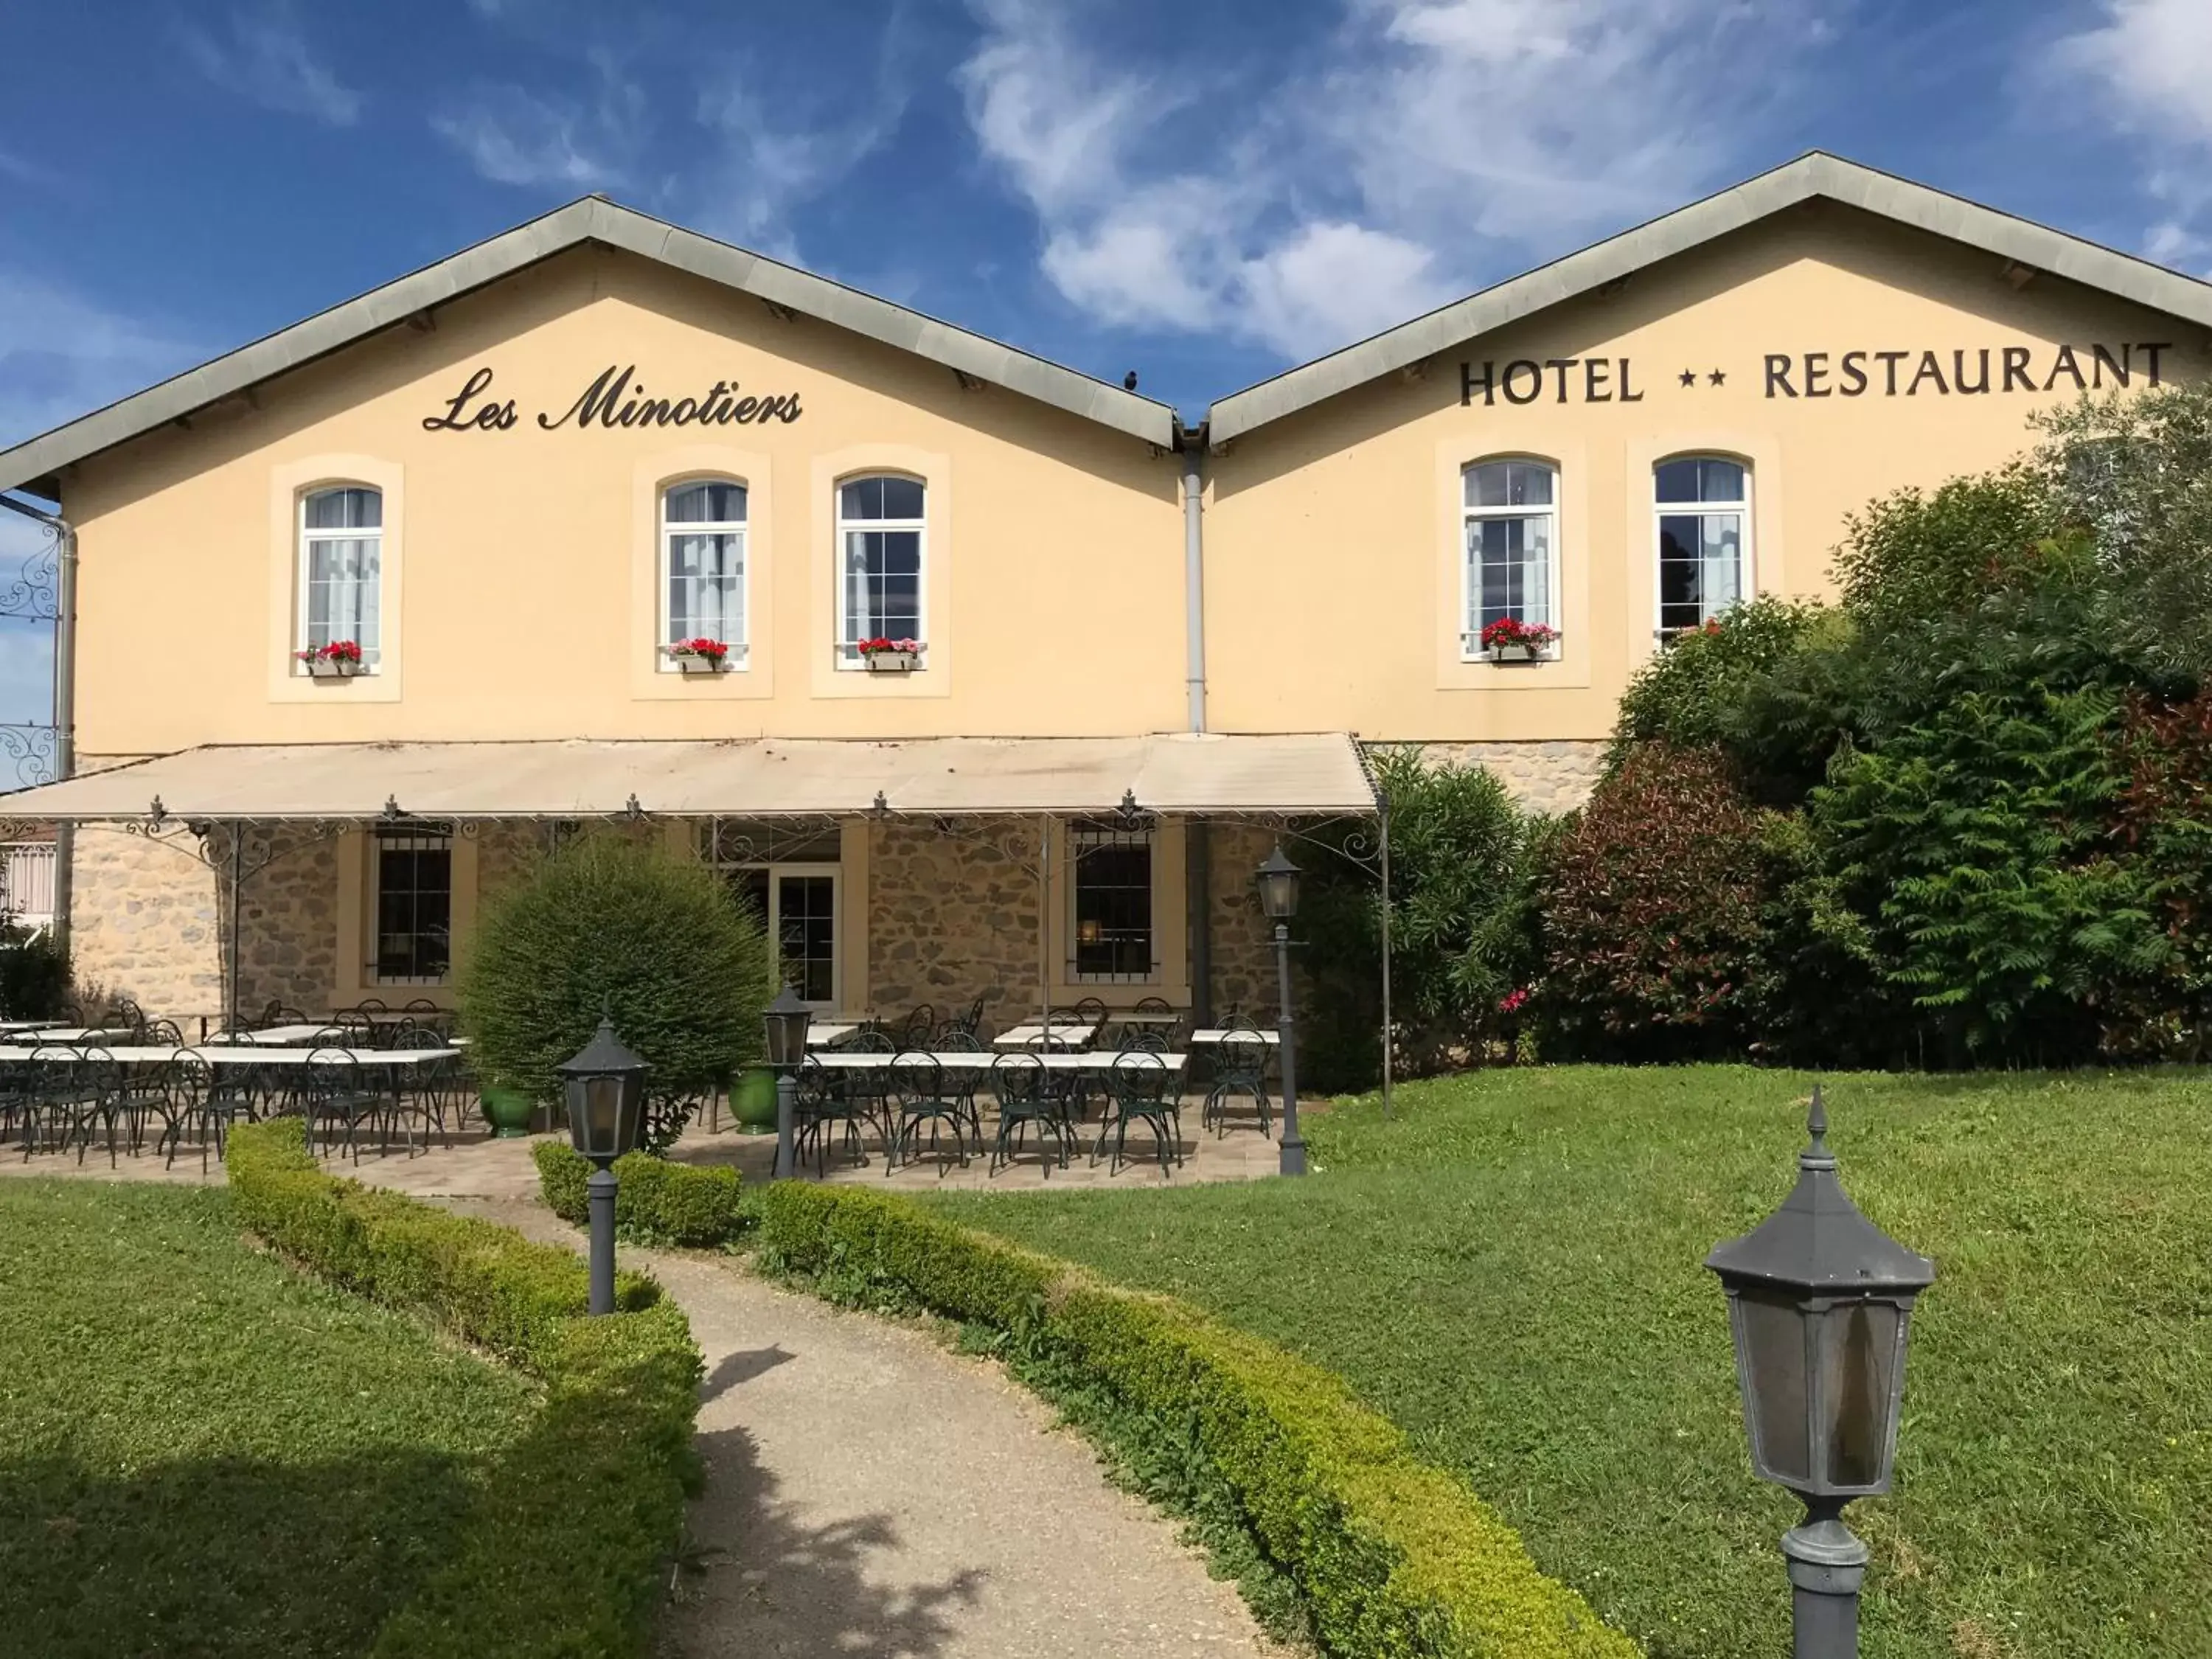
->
[1099,1050,1182,1175]
[888,1051,967,1173]
[303,1046,386,1162]
[989,1051,1069,1175]
[838,1029,897,1145]
[931,1027,990,1141]
[1204,1025,1275,1140]
[20,1044,83,1159]
[896,1004,937,1050]
[65,1046,128,1168]
[389,1025,455,1153]
[171,1049,257,1172]
[796,1054,871,1176]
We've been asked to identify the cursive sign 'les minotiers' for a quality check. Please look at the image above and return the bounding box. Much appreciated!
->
[421,364,804,434]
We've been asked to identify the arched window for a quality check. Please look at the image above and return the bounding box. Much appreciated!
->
[299,486,382,669]
[661,479,748,662]
[836,473,925,663]
[1461,459,1557,655]
[1655,457,1749,636]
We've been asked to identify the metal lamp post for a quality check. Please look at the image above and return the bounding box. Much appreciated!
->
[557,1017,650,1315]
[762,984,812,1180]
[1256,844,1305,1177]
[1705,1086,1935,1659]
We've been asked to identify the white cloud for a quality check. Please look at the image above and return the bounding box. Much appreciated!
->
[433,82,630,189]
[0,271,197,454]
[692,76,909,256]
[959,0,1831,360]
[2056,0,2212,268]
[180,4,364,127]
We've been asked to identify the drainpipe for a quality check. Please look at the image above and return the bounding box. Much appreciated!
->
[1179,425,1213,1026]
[0,492,75,956]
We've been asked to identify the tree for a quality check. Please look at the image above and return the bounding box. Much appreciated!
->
[457,834,774,1150]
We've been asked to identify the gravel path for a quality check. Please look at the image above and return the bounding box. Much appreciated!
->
[438,1198,1275,1659]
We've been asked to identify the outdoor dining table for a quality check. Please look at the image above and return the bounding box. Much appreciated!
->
[1,1044,459,1068]
[4,1026,128,1045]
[230,1024,473,1047]
[1187,1028,1281,1045]
[992,1021,1102,1048]
[0,1018,68,1035]
[809,1048,1185,1072]
[804,1021,861,1048]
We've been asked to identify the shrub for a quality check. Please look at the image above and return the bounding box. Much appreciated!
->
[532,1139,745,1248]
[758,1183,1634,1659]
[2104,691,2212,1057]
[1809,684,2163,1063]
[226,1119,703,1659]
[0,917,68,1018]
[457,834,775,1150]
[1606,595,1829,786]
[1538,745,1782,1060]
[1300,748,1547,1089]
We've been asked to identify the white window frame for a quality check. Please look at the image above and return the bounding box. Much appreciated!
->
[834,473,928,669]
[658,478,749,670]
[296,485,383,674]
[734,861,843,1011]
[1068,822,1159,986]
[1652,456,1753,641]
[1460,458,1560,661]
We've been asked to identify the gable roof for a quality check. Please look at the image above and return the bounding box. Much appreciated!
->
[1204,150,2212,447]
[0,195,1177,497]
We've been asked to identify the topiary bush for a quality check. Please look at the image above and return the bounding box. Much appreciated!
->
[531,1140,745,1248]
[457,834,774,1151]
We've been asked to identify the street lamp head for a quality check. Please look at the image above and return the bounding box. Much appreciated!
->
[762,983,813,1068]
[556,1015,650,1167]
[1705,1086,1935,1503]
[1256,844,1302,922]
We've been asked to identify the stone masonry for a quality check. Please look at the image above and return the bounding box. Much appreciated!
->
[1391,740,1607,815]
[1203,821,1280,1023]
[66,821,224,1027]
[864,821,1044,1029]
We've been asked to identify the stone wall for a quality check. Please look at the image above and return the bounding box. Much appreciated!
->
[231,826,341,1021]
[1202,821,1281,1023]
[66,822,223,1027]
[1388,740,1607,814]
[865,821,1042,1029]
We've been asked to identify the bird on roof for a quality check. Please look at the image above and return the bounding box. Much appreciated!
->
[1123,370,1138,391]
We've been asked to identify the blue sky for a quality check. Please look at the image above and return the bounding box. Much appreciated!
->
[2,0,2210,734]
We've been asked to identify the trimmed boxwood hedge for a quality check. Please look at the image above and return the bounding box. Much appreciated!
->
[757,1182,1635,1659]
[532,1139,746,1248]
[226,1120,703,1658]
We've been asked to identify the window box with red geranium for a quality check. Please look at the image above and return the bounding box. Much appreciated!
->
[857,636,922,672]
[296,639,365,680]
[667,636,734,675]
[1475,617,1559,664]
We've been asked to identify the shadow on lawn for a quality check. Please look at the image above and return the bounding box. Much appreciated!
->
[668,1422,984,1655]
[0,1447,479,1658]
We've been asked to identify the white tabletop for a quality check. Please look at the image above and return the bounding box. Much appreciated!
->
[0,1018,68,1034]
[1188,1028,1281,1045]
[5,1044,459,1067]
[810,1049,1185,1072]
[1103,1009,1184,1024]
[336,1008,451,1024]
[993,1021,1101,1048]
[6,1026,128,1045]
[231,1023,344,1045]
[804,1022,860,1047]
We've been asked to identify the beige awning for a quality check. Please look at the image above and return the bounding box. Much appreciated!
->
[0,734,1378,821]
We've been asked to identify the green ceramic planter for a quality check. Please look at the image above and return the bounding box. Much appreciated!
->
[479,1085,538,1139]
[732,1065,780,1135]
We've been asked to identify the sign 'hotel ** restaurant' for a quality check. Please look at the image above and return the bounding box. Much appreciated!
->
[2,151,2208,1033]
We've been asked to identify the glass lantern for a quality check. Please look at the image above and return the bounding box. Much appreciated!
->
[556,1017,650,1166]
[1256,845,1302,922]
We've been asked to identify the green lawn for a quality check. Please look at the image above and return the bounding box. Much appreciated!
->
[929,1066,2212,1658]
[0,1179,538,1658]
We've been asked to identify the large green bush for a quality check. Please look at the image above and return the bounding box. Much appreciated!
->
[759,1182,1635,1659]
[1606,595,1831,792]
[457,834,774,1148]
[224,1120,702,1658]
[1299,748,1546,1090]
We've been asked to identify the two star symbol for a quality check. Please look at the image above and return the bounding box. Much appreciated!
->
[1679,368,1726,386]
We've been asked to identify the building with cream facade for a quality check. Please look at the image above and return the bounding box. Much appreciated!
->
[1,151,2207,1032]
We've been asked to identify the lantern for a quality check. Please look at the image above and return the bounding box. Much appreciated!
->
[762,983,813,1069]
[1705,1086,1935,1503]
[1256,844,1301,922]
[556,1016,650,1168]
